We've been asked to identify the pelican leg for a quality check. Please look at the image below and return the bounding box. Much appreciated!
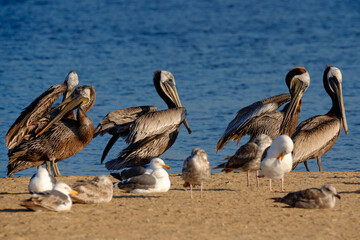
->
[317,157,322,172]
[46,162,52,175]
[256,171,259,187]
[304,161,310,172]
[54,162,62,177]
[200,181,204,199]
[190,184,193,199]
[50,160,61,177]
[247,171,250,187]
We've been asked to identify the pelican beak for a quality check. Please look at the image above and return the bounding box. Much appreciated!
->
[276,153,284,161]
[35,95,88,137]
[335,81,348,135]
[335,194,341,199]
[70,190,78,196]
[162,164,170,170]
[161,79,192,134]
[279,77,308,135]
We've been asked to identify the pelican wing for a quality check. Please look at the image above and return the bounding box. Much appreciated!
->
[126,107,187,144]
[216,93,290,151]
[292,115,341,169]
[6,84,67,149]
[93,106,157,138]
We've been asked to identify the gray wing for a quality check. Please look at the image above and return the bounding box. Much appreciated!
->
[6,84,67,149]
[105,108,187,170]
[292,115,341,170]
[20,190,68,211]
[111,166,148,181]
[215,142,259,172]
[93,106,157,137]
[116,174,156,192]
[216,93,290,151]
[280,188,323,208]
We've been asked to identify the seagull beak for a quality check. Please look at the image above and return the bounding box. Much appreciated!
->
[276,153,284,161]
[70,190,78,196]
[162,164,170,170]
[335,194,341,199]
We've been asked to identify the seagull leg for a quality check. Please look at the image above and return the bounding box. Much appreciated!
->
[317,157,322,172]
[269,178,273,192]
[281,177,285,192]
[247,171,250,187]
[190,184,193,199]
[304,161,310,172]
[256,171,259,187]
[200,181,204,198]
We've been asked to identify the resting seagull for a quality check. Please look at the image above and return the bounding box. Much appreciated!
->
[274,184,341,208]
[28,167,57,194]
[260,135,293,192]
[214,134,272,187]
[182,148,210,199]
[70,175,113,204]
[21,182,78,212]
[114,158,171,193]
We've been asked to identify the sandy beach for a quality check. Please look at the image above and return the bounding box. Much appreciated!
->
[0,171,359,240]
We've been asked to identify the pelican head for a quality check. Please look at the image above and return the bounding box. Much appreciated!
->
[36,85,95,137]
[280,67,310,134]
[63,70,79,100]
[153,70,191,134]
[324,65,348,135]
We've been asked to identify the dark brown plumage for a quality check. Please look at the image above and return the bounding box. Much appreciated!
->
[7,85,96,177]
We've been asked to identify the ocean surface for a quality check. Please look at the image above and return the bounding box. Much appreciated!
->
[0,0,359,177]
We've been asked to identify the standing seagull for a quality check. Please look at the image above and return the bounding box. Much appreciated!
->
[216,67,310,151]
[214,134,272,187]
[182,148,210,199]
[21,182,78,212]
[28,168,57,194]
[292,65,348,172]
[70,175,113,204]
[7,85,96,177]
[5,70,79,175]
[94,70,191,170]
[260,135,293,192]
[274,184,341,208]
[114,158,171,193]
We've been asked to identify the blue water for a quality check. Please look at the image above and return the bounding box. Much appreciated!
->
[1,0,359,177]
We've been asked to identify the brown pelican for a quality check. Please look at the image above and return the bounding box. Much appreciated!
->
[260,134,293,192]
[214,134,272,187]
[7,85,96,177]
[5,70,79,175]
[292,65,348,172]
[94,70,191,170]
[216,67,310,151]
[182,148,210,199]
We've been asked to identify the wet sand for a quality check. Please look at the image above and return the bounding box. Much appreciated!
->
[0,171,359,240]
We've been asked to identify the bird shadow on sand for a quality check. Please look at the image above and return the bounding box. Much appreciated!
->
[0,208,29,213]
[0,192,28,195]
[338,190,360,194]
[171,188,235,192]
[113,195,160,199]
[343,182,360,185]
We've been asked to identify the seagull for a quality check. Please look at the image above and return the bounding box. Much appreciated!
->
[182,148,211,198]
[28,167,57,194]
[214,134,272,187]
[20,182,78,212]
[274,184,341,208]
[114,158,171,193]
[260,135,293,192]
[69,175,113,204]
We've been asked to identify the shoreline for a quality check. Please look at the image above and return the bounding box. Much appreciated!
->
[0,171,359,239]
